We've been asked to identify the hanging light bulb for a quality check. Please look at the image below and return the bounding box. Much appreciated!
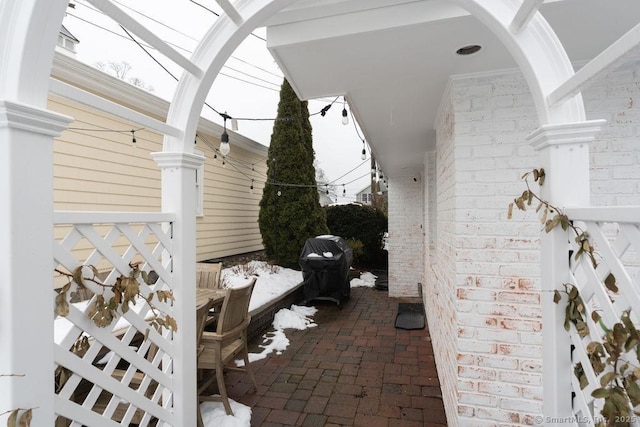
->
[341,97,349,125]
[342,185,346,196]
[131,129,137,147]
[325,185,329,195]
[250,179,254,194]
[220,113,231,156]
[220,130,230,156]
[361,147,366,160]
[277,189,282,197]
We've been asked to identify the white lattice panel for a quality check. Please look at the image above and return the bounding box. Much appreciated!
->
[52,212,175,427]
[564,207,640,426]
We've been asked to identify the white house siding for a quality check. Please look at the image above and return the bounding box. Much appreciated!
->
[387,175,424,297]
[425,63,640,425]
[48,56,268,269]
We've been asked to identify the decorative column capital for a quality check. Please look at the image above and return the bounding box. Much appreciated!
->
[527,119,606,151]
[0,100,73,136]
[151,151,205,170]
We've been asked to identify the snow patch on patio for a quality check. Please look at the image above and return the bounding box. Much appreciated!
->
[201,302,319,426]
[201,399,252,427]
[350,271,377,288]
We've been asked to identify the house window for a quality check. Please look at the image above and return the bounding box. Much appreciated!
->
[195,149,204,217]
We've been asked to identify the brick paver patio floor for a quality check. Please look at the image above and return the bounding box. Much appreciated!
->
[222,285,448,426]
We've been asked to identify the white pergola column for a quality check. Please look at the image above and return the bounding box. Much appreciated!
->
[0,100,72,425]
[527,119,605,421]
[151,151,205,426]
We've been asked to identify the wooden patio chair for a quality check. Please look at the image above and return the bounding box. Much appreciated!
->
[196,262,223,290]
[197,278,258,418]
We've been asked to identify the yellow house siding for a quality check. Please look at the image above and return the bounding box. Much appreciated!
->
[194,133,267,260]
[50,95,162,212]
[49,54,268,265]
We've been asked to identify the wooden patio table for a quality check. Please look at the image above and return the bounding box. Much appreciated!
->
[196,288,226,311]
[196,288,227,328]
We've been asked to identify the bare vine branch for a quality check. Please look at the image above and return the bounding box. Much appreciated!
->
[509,168,636,426]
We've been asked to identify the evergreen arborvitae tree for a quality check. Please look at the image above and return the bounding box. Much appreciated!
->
[258,79,329,268]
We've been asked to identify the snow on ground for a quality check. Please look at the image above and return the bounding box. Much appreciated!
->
[222,261,303,312]
[200,399,253,427]
[200,265,376,426]
[236,304,318,366]
[350,271,377,288]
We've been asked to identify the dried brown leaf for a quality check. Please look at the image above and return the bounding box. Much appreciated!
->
[605,273,618,293]
[72,267,84,287]
[55,292,69,317]
[18,409,32,427]
[7,409,19,427]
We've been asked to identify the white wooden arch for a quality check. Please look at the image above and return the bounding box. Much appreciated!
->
[1,0,633,425]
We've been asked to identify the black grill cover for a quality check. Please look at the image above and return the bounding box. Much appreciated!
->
[299,235,353,306]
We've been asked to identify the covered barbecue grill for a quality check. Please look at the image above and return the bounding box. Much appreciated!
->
[299,235,353,307]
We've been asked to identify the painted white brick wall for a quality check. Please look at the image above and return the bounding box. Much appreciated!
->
[388,175,424,297]
[586,61,640,206]
[427,94,459,425]
[425,63,640,426]
[449,71,542,425]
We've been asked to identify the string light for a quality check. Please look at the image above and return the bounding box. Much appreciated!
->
[68,118,372,202]
[342,97,349,125]
[361,140,366,160]
[343,184,346,196]
[220,113,231,156]
[319,104,331,116]
[67,126,145,146]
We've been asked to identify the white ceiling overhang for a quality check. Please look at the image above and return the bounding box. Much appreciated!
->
[266,0,640,177]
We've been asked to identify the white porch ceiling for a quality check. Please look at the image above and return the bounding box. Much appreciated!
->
[265,0,640,177]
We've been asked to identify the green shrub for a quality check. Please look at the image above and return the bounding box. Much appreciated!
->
[325,204,388,268]
[346,239,365,265]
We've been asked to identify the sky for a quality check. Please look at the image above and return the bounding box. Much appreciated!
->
[61,0,372,203]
